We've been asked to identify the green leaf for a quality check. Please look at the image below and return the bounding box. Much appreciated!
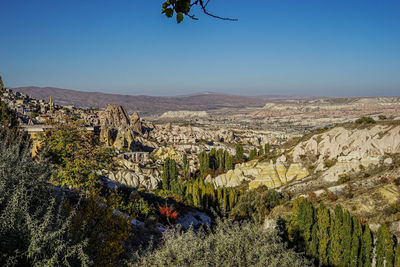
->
[177,12,184,23]
[165,8,173,18]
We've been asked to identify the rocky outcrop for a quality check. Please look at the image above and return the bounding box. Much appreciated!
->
[291,125,400,182]
[206,159,309,189]
[130,112,142,134]
[106,170,160,190]
[99,104,130,129]
[99,105,145,151]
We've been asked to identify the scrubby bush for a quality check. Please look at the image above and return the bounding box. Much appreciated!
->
[130,218,313,266]
[355,116,376,124]
[0,127,90,266]
[229,186,283,224]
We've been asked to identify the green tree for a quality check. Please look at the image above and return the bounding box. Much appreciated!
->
[41,121,115,191]
[162,157,171,190]
[350,216,362,267]
[225,155,233,170]
[317,203,331,265]
[310,223,319,260]
[298,200,315,255]
[341,210,352,266]
[228,188,238,211]
[258,145,264,156]
[236,143,244,161]
[360,223,373,267]
[376,223,394,267]
[249,148,257,161]
[329,205,344,265]
[265,143,270,154]
[183,153,190,178]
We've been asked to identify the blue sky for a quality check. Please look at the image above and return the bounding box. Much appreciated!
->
[0,0,399,96]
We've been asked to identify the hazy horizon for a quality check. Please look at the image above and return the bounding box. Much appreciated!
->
[1,0,399,97]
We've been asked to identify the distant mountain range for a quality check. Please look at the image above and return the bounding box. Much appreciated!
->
[12,86,314,115]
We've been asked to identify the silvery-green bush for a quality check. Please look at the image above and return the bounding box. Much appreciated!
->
[0,128,90,266]
[130,218,313,267]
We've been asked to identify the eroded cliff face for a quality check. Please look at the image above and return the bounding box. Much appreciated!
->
[206,157,309,189]
[208,124,400,189]
[99,105,143,151]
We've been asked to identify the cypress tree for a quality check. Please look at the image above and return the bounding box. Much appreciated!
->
[192,181,201,208]
[264,143,270,154]
[222,187,228,213]
[217,186,223,211]
[162,158,170,190]
[376,223,394,267]
[311,223,319,261]
[329,205,344,266]
[228,188,238,211]
[249,148,257,161]
[360,223,373,267]
[169,159,177,183]
[341,210,352,266]
[258,145,264,156]
[298,200,314,254]
[350,216,362,267]
[225,155,233,170]
[317,203,331,265]
[236,143,244,161]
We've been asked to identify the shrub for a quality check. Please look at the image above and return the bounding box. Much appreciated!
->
[119,197,155,221]
[229,187,283,224]
[337,174,350,184]
[355,116,376,124]
[0,127,90,266]
[130,218,313,266]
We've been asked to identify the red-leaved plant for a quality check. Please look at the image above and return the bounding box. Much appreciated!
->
[159,204,178,224]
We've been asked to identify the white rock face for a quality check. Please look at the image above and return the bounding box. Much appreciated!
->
[292,125,400,162]
[207,124,400,189]
[106,170,160,190]
[206,160,309,189]
[291,125,400,182]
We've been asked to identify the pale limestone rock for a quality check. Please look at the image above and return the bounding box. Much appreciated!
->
[384,157,393,165]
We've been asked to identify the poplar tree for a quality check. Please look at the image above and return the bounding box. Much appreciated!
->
[228,188,238,211]
[350,216,362,267]
[317,203,331,265]
[264,143,270,154]
[310,223,319,260]
[236,143,244,161]
[249,148,257,161]
[225,155,233,170]
[341,210,352,266]
[298,200,314,254]
[162,158,171,190]
[217,186,223,211]
[376,223,394,267]
[329,205,344,266]
[258,145,264,156]
[222,187,228,213]
[360,223,373,267]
